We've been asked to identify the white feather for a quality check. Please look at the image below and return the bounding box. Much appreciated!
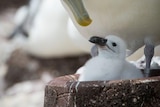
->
[13,0,92,58]
[61,0,160,55]
[78,35,144,81]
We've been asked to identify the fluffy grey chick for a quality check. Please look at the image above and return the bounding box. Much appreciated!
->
[78,35,144,81]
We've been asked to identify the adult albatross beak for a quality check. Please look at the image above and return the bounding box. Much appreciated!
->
[62,0,92,26]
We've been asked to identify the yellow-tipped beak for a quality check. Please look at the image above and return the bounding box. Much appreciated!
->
[63,0,92,26]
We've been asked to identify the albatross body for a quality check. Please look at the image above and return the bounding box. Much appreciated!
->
[62,0,160,53]
[78,35,143,81]
[61,0,160,76]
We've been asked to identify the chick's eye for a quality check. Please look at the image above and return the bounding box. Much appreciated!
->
[112,42,117,47]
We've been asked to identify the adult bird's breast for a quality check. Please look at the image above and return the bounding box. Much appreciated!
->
[63,0,160,53]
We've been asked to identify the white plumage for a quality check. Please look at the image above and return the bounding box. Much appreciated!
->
[12,0,92,58]
[62,0,160,52]
[78,35,144,81]
[61,0,160,76]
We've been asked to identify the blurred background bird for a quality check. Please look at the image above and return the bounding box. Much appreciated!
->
[0,0,92,107]
[9,0,92,58]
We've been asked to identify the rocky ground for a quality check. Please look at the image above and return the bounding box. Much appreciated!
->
[0,48,89,107]
[0,4,90,107]
[0,36,90,107]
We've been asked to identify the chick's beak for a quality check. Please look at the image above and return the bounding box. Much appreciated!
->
[89,36,107,46]
[62,0,92,26]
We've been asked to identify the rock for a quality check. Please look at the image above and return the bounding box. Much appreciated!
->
[0,80,45,107]
[5,49,90,88]
[44,73,160,107]
[0,0,28,12]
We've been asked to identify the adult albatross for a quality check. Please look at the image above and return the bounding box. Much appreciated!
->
[61,0,160,77]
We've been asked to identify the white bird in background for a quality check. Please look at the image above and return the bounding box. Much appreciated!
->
[10,0,92,58]
[78,35,143,81]
[61,0,160,76]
